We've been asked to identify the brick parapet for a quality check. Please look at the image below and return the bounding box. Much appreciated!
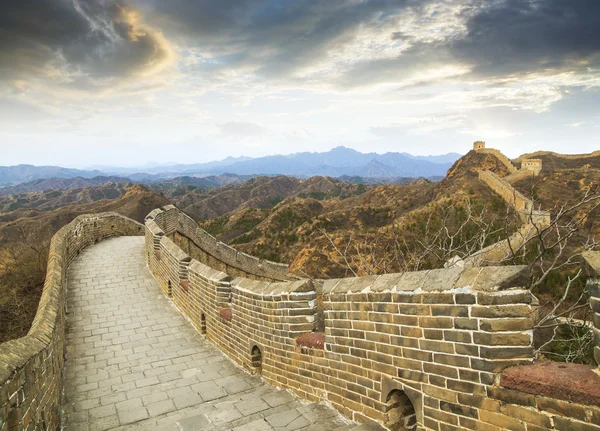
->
[515,150,600,162]
[479,170,532,213]
[146,205,293,282]
[0,212,143,431]
[521,158,543,174]
[504,169,537,184]
[479,170,551,226]
[146,208,600,429]
[488,382,600,430]
[144,207,600,430]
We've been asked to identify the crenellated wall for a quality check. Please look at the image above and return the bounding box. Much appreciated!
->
[516,150,600,162]
[0,213,143,431]
[147,205,293,282]
[144,206,600,430]
[503,169,537,185]
[479,170,550,226]
[521,159,542,174]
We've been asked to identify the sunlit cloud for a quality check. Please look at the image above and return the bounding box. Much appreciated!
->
[0,0,599,166]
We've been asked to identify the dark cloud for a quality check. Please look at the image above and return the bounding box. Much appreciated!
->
[0,0,89,79]
[0,0,172,87]
[336,0,600,88]
[1,0,598,93]
[452,0,600,77]
[391,31,415,42]
[146,0,417,81]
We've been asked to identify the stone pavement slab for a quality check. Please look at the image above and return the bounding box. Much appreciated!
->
[61,236,383,431]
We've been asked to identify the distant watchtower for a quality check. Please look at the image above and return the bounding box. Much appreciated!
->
[473,141,486,151]
[521,159,542,175]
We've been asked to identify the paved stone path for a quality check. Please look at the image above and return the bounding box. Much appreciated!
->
[62,237,382,431]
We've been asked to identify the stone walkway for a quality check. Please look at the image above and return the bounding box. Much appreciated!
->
[62,237,382,431]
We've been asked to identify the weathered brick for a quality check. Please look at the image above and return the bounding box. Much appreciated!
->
[431,305,469,317]
[479,318,534,332]
[434,353,470,368]
[487,386,536,407]
[454,318,478,330]
[479,346,533,360]
[478,409,526,431]
[477,292,532,305]
[419,317,454,329]
[472,305,532,318]
[473,332,531,346]
[552,417,599,431]
[423,363,458,379]
[440,401,479,419]
[423,293,455,304]
[447,379,485,395]
[419,339,455,354]
[424,329,444,340]
[499,404,551,428]
[455,293,476,304]
[443,331,472,343]
[401,326,423,338]
[457,393,501,412]
[535,397,588,421]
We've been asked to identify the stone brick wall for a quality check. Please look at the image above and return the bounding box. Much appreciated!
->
[479,170,532,212]
[503,169,536,185]
[0,213,143,431]
[521,159,542,174]
[473,141,486,151]
[479,170,551,226]
[145,208,600,429]
[515,150,600,162]
[147,206,293,282]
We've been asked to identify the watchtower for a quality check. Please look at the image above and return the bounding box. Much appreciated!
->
[522,159,542,175]
[473,141,486,151]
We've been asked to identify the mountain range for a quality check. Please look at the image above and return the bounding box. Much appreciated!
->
[0,147,460,187]
[116,146,459,177]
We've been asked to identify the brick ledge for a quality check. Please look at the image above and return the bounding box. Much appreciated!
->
[500,361,600,407]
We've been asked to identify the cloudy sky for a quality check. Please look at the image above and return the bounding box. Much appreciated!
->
[0,0,599,167]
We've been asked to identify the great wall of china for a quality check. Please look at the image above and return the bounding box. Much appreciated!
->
[2,144,600,430]
[0,214,144,431]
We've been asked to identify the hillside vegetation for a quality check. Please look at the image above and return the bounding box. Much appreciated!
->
[197,151,512,278]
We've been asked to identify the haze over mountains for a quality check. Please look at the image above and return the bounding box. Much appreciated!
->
[0,147,460,188]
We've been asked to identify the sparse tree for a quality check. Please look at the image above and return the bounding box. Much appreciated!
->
[317,182,600,363]
[0,224,51,342]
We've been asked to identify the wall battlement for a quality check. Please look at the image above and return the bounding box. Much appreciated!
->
[521,158,543,174]
[0,213,143,431]
[503,169,536,184]
[144,206,600,430]
[479,170,551,226]
[146,205,293,282]
[516,150,600,162]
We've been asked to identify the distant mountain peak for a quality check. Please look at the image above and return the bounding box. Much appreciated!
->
[330,145,360,153]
